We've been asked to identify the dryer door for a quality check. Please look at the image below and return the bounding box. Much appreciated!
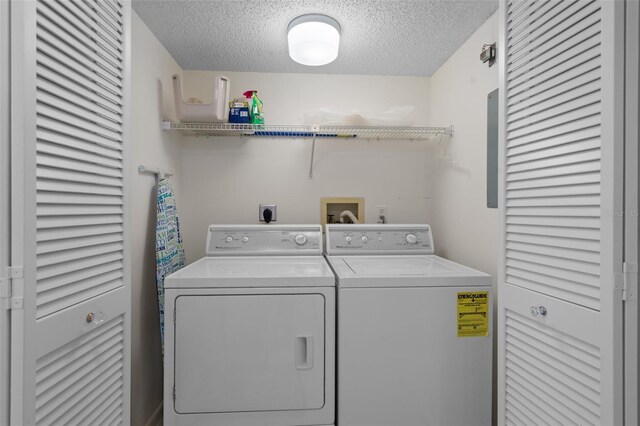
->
[174,293,325,414]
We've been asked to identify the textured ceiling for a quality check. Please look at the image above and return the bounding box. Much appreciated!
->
[132,0,498,76]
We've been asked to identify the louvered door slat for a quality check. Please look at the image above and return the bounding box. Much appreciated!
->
[37,269,123,318]
[507,185,600,200]
[506,174,600,193]
[508,6,601,69]
[505,270,600,308]
[7,0,130,422]
[507,232,600,251]
[37,67,123,121]
[507,241,599,263]
[37,242,124,267]
[34,316,125,425]
[508,1,577,49]
[36,267,123,300]
[507,102,601,141]
[39,0,122,62]
[72,385,122,425]
[505,261,600,289]
[506,260,600,292]
[507,359,598,421]
[36,25,122,88]
[508,0,552,33]
[508,138,600,165]
[99,0,124,21]
[94,1,123,30]
[509,1,598,57]
[67,0,123,44]
[36,2,122,73]
[506,223,600,240]
[37,85,123,131]
[36,351,123,421]
[37,213,123,229]
[36,3,123,76]
[61,0,123,51]
[504,0,604,308]
[36,54,122,107]
[507,157,600,181]
[506,114,601,149]
[506,195,601,208]
[507,90,601,132]
[37,104,122,142]
[37,79,123,125]
[506,344,599,397]
[505,403,533,425]
[35,332,122,404]
[500,0,624,423]
[37,155,123,179]
[38,142,123,169]
[507,0,533,19]
[508,34,600,95]
[37,251,123,281]
[505,309,601,425]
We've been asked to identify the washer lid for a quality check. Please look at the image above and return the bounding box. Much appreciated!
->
[165,256,335,288]
[327,255,491,288]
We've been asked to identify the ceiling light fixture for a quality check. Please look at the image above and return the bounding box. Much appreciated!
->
[288,14,341,66]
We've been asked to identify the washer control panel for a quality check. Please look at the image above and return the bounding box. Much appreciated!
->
[325,224,434,255]
[206,225,322,256]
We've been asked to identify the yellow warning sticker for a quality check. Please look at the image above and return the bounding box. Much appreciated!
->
[457,291,489,337]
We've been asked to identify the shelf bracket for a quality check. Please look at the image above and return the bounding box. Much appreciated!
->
[308,125,320,179]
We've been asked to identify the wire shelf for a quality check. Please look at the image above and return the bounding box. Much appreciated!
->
[162,121,453,140]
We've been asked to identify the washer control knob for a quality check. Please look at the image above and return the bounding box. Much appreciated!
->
[405,234,418,245]
[294,234,307,245]
[345,235,353,243]
[225,236,233,243]
[361,236,368,242]
[242,236,249,243]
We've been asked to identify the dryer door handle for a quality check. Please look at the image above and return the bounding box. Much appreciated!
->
[295,335,314,370]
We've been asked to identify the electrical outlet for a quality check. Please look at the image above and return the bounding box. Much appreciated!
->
[377,205,388,224]
[259,204,277,222]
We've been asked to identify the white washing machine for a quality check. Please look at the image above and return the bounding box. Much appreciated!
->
[325,224,492,426]
[164,225,335,426]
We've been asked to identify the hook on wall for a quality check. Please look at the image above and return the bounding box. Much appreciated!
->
[138,165,174,180]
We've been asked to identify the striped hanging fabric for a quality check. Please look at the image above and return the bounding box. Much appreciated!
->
[156,178,185,355]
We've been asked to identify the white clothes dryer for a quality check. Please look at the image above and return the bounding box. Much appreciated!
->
[164,225,335,426]
[325,224,492,426]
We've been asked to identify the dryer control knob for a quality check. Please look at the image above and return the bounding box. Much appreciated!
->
[225,236,233,243]
[405,234,418,245]
[345,235,353,243]
[294,234,307,245]
[361,236,368,242]
[242,236,249,243]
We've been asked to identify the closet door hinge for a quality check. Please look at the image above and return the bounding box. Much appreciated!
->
[0,266,24,310]
[623,262,638,302]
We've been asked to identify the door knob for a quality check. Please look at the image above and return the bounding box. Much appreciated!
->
[530,306,547,317]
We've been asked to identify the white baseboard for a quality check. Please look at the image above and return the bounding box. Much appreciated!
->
[145,402,163,426]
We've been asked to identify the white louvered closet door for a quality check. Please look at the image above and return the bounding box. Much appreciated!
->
[498,1,625,425]
[9,0,131,425]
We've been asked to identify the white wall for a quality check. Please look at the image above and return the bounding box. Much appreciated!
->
[131,12,183,426]
[428,11,499,424]
[429,12,499,280]
[180,71,433,262]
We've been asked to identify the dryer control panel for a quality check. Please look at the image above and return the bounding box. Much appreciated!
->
[206,225,323,256]
[325,224,434,255]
